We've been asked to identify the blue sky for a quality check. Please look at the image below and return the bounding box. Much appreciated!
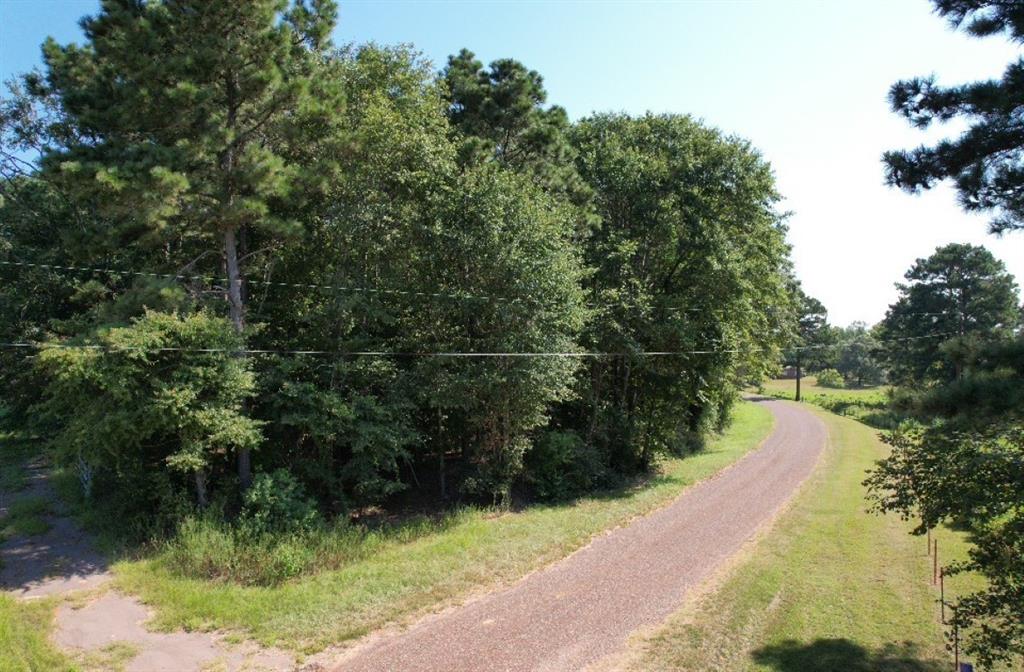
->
[2,0,1021,325]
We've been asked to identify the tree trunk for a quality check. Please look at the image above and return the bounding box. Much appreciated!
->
[224,227,252,489]
[795,358,802,402]
[586,363,603,446]
[194,470,209,508]
[437,409,447,500]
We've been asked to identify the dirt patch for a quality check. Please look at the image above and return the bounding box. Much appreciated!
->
[3,457,304,671]
[0,458,111,598]
[55,592,296,672]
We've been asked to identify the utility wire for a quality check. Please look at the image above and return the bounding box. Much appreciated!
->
[0,259,513,303]
[0,332,958,358]
[0,259,716,313]
[0,259,974,319]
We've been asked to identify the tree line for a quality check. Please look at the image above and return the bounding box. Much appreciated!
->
[0,0,795,535]
[866,1,1024,667]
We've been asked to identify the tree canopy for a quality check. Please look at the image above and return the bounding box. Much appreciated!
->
[872,4,1024,663]
[1,2,796,562]
[877,242,1019,385]
[883,0,1024,234]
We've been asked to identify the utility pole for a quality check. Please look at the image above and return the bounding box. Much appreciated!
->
[795,353,802,402]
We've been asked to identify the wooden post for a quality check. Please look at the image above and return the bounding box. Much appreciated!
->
[933,540,939,585]
[953,608,959,672]
[940,569,945,624]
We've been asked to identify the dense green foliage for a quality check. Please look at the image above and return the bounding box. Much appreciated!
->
[883,1,1024,234]
[833,322,885,387]
[565,113,792,471]
[866,338,1024,668]
[813,368,844,388]
[35,310,260,518]
[873,4,1024,664]
[0,0,794,569]
[876,243,1019,385]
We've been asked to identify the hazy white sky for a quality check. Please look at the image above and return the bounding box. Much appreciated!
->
[3,0,1022,326]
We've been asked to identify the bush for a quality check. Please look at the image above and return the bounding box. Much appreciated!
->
[163,516,326,585]
[815,368,845,388]
[163,510,470,586]
[35,310,262,515]
[524,430,606,501]
[240,469,321,535]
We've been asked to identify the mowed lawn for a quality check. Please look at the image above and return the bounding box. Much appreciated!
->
[760,376,889,403]
[624,405,980,672]
[112,400,774,654]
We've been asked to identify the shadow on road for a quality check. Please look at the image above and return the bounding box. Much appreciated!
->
[751,638,947,672]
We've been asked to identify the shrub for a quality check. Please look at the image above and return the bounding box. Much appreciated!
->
[240,469,321,535]
[163,516,323,585]
[163,510,471,586]
[815,368,845,388]
[35,310,262,513]
[525,430,606,501]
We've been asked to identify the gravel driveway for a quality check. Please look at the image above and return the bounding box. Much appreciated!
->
[334,399,826,672]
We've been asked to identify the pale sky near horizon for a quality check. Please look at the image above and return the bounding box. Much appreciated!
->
[2,0,1022,326]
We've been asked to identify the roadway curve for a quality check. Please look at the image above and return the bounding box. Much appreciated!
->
[335,399,826,672]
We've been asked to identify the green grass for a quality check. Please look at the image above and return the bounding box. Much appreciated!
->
[625,406,982,672]
[114,400,774,653]
[1,495,53,541]
[0,594,77,672]
[73,642,139,672]
[760,376,888,401]
[759,378,901,429]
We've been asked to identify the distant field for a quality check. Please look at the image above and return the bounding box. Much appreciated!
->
[759,376,889,402]
[758,378,898,429]
[113,401,775,654]
[624,406,983,672]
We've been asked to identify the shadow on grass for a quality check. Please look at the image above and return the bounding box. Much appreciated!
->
[751,639,947,672]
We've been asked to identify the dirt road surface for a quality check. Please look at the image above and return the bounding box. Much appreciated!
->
[334,399,826,672]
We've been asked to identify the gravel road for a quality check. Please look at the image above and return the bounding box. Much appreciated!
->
[335,399,826,672]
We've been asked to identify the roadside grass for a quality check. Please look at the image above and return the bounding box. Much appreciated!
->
[624,406,983,672]
[114,400,774,653]
[0,594,77,672]
[73,642,139,672]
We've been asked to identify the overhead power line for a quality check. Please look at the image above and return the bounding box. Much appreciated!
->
[0,259,510,303]
[0,259,726,314]
[0,259,977,319]
[0,332,958,359]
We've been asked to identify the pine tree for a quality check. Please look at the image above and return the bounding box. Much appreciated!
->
[26,0,347,487]
[877,243,1019,385]
[883,0,1024,233]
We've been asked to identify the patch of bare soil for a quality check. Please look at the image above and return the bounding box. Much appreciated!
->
[1,457,302,671]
